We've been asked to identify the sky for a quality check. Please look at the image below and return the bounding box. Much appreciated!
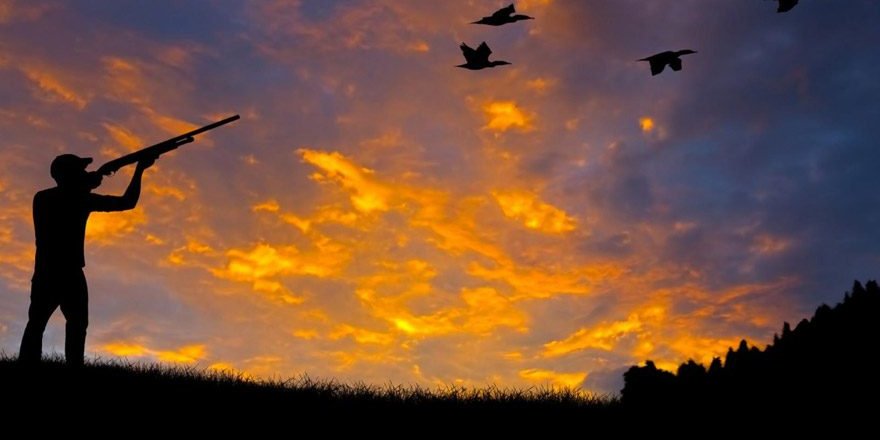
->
[1,0,878,393]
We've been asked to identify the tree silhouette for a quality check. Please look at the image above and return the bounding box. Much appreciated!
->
[622,280,880,411]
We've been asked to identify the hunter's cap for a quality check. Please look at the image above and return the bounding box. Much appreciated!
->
[50,154,93,179]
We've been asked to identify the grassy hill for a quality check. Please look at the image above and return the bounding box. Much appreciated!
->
[0,355,619,426]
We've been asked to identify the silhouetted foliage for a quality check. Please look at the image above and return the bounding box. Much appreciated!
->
[622,280,880,412]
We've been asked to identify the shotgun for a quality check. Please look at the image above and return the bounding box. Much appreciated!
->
[94,114,240,176]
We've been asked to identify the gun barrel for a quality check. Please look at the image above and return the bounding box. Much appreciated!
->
[173,114,241,141]
[96,115,239,175]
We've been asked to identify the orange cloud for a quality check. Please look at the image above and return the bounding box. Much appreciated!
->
[146,184,187,201]
[299,149,393,213]
[102,57,147,105]
[525,77,557,93]
[212,245,310,303]
[86,208,147,243]
[296,150,518,272]
[166,194,358,306]
[483,101,535,132]
[166,239,215,265]
[252,200,281,213]
[157,345,207,363]
[0,242,35,290]
[269,203,360,233]
[101,341,148,357]
[355,261,527,337]
[147,110,200,137]
[0,178,33,288]
[327,348,407,372]
[639,117,655,133]
[408,41,430,52]
[543,308,663,357]
[101,341,207,364]
[411,197,510,264]
[102,122,144,155]
[493,190,576,233]
[20,65,89,109]
[291,329,320,340]
[519,0,553,8]
[289,151,624,324]
[330,324,395,345]
[519,368,587,389]
[468,261,623,300]
[210,238,351,304]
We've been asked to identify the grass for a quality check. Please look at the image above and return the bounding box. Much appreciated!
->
[5,354,848,432]
[0,354,620,425]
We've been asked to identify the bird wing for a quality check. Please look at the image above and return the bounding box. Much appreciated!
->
[460,43,478,64]
[778,0,798,12]
[649,59,666,75]
[475,42,492,63]
[493,4,515,18]
[669,58,682,71]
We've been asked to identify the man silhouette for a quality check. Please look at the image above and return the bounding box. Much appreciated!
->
[19,153,155,365]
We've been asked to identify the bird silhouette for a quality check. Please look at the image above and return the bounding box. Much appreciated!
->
[472,3,534,26]
[638,50,697,76]
[775,0,798,13]
[456,42,511,70]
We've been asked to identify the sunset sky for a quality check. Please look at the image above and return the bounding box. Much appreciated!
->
[1,0,878,393]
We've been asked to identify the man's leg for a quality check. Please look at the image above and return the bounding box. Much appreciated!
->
[59,270,88,366]
[19,276,59,363]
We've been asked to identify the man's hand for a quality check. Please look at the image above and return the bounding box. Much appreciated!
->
[120,155,155,210]
[136,155,157,171]
[85,171,103,190]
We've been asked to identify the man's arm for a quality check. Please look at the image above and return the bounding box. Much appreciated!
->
[88,158,155,212]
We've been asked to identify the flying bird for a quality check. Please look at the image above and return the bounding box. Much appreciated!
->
[456,42,511,70]
[472,3,534,26]
[775,0,799,13]
[638,50,697,76]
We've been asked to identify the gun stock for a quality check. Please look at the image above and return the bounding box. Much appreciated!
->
[95,114,240,176]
